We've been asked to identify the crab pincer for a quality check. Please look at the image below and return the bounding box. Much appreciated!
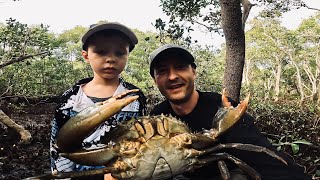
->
[56,89,140,152]
[210,89,250,138]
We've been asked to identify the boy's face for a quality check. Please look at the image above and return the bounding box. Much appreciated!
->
[82,33,130,80]
[153,55,196,104]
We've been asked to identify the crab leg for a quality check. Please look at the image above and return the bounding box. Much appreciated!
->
[200,143,287,164]
[23,167,114,180]
[57,89,139,152]
[217,160,230,180]
[198,153,261,180]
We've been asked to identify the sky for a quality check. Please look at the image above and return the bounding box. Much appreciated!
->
[0,0,319,48]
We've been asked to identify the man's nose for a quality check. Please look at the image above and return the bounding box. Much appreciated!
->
[167,68,179,80]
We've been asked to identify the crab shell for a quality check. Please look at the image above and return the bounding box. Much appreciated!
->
[24,90,287,180]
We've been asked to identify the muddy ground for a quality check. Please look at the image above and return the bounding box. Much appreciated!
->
[0,98,319,179]
[0,100,55,180]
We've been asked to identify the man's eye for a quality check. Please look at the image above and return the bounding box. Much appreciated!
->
[156,68,166,75]
[177,64,188,69]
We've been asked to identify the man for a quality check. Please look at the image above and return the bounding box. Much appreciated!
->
[149,44,310,180]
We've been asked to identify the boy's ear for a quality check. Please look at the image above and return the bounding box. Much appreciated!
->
[81,50,89,63]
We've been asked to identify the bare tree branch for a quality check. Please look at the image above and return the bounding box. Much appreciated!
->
[0,51,48,69]
[0,109,32,144]
[193,20,222,32]
[304,5,320,11]
[241,0,256,29]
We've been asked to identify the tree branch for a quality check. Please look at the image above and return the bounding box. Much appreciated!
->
[0,51,49,69]
[304,5,320,11]
[193,20,222,32]
[241,0,256,29]
[0,109,32,144]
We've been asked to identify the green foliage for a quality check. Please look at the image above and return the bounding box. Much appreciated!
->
[0,19,89,96]
[155,0,306,45]
[193,45,224,91]
[258,0,306,18]
[55,26,87,61]
[0,18,53,59]
[248,99,319,177]
[272,137,312,154]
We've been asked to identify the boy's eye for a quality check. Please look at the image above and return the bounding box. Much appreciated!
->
[95,50,108,55]
[115,51,127,56]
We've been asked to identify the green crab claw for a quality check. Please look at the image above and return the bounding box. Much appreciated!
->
[56,89,140,152]
[209,89,250,138]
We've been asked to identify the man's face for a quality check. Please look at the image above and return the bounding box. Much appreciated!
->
[153,56,196,104]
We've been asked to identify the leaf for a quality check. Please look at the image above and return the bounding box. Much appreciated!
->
[309,106,314,112]
[292,140,313,146]
[291,143,299,154]
[276,146,282,151]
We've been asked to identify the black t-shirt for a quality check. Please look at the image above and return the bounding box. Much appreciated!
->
[150,91,310,180]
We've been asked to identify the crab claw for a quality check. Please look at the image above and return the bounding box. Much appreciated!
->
[210,89,250,138]
[56,89,140,152]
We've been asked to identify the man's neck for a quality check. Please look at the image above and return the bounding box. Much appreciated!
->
[170,90,199,116]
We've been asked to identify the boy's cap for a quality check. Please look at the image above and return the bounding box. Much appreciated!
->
[81,22,138,52]
[149,44,196,78]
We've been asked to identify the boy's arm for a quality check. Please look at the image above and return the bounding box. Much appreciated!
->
[50,93,76,173]
[50,114,76,173]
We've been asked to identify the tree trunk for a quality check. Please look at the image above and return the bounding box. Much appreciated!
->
[264,76,273,100]
[0,110,32,144]
[242,57,250,86]
[220,0,245,102]
[317,84,320,104]
[274,61,282,102]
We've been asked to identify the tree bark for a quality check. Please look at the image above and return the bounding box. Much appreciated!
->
[0,110,32,144]
[220,0,245,102]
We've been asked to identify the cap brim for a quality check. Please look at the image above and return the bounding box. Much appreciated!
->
[82,23,138,51]
[149,45,195,77]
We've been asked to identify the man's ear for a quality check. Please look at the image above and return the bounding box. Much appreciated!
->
[81,50,89,63]
[192,67,197,77]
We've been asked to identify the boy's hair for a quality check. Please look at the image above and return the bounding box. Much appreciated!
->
[82,22,138,52]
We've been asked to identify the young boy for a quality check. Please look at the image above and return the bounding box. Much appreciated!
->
[50,22,146,179]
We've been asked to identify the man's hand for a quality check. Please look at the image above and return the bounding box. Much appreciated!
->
[104,173,117,180]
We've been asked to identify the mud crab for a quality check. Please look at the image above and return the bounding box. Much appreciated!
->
[25,89,287,180]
